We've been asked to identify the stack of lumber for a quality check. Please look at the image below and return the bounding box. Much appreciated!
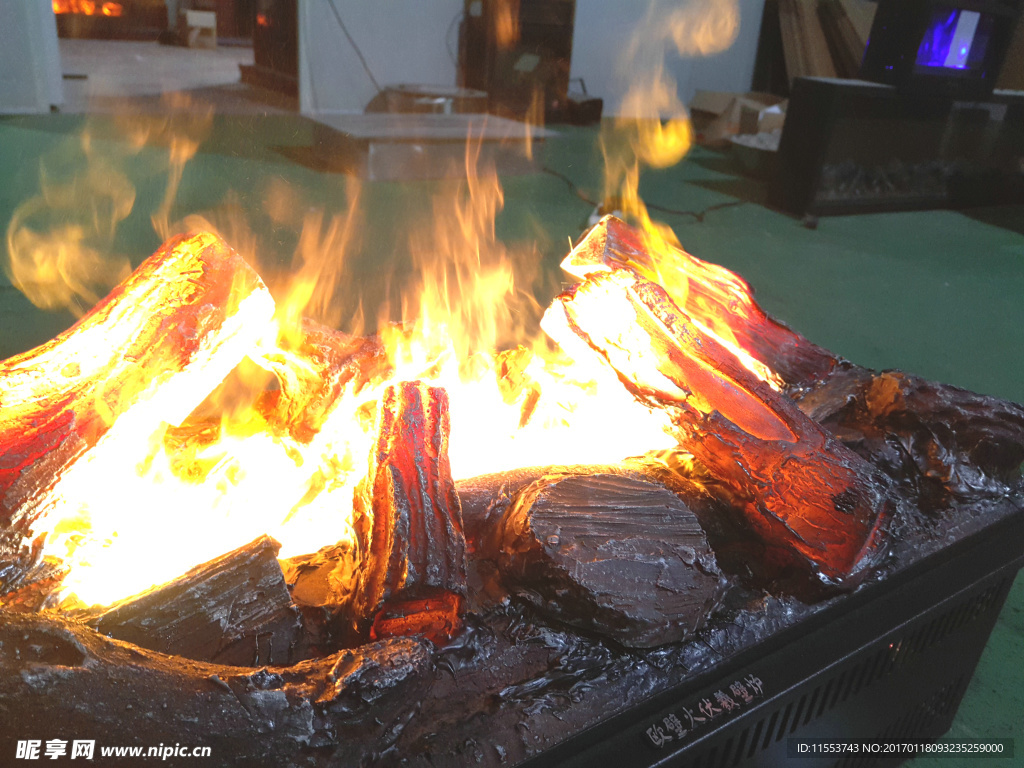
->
[776,0,876,83]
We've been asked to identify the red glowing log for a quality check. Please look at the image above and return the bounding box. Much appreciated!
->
[546,267,891,585]
[0,232,275,592]
[564,215,836,389]
[352,381,468,638]
[370,588,463,647]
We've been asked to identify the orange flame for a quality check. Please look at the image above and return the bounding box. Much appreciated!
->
[53,0,121,16]
[5,129,133,316]
[590,0,757,380]
[493,0,521,48]
[14,4,751,609]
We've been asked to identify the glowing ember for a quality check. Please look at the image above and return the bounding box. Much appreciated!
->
[52,0,123,16]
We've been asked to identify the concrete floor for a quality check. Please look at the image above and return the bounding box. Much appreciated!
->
[1,39,1023,767]
[57,38,294,115]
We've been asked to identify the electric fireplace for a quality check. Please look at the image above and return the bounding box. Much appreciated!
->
[53,0,168,40]
[1,215,1021,767]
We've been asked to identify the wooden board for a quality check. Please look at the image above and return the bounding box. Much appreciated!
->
[778,0,837,81]
[839,0,876,48]
[818,0,868,78]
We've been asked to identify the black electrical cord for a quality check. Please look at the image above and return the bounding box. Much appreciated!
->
[326,0,383,94]
[541,167,599,207]
[647,198,746,222]
[542,167,746,223]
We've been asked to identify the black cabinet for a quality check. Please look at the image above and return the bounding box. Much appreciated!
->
[459,0,576,120]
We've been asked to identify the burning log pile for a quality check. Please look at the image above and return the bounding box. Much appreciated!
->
[1,217,1023,765]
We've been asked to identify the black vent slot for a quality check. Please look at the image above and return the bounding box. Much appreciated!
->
[675,576,1010,768]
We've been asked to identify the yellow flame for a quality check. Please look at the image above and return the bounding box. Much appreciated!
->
[493,0,521,48]
[5,133,133,315]
[372,137,676,480]
[5,95,216,319]
[587,0,777,384]
[603,0,739,209]
[113,94,215,241]
[25,127,680,608]
[6,43,761,610]
[597,1,739,326]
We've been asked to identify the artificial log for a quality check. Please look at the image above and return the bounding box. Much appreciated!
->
[0,609,431,766]
[282,542,359,609]
[546,267,891,586]
[564,216,836,390]
[455,461,705,554]
[352,381,468,638]
[796,366,1024,505]
[0,231,275,593]
[370,588,464,646]
[164,320,391,459]
[495,472,725,648]
[281,542,362,653]
[87,535,302,667]
[261,318,391,442]
[458,461,830,601]
[0,549,66,613]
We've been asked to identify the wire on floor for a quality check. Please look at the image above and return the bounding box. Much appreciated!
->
[541,167,745,223]
[327,0,382,94]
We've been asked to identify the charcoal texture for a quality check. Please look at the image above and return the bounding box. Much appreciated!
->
[0,609,431,766]
[496,473,725,647]
[88,535,302,667]
[796,365,1024,506]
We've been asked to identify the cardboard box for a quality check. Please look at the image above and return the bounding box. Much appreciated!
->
[691,90,787,145]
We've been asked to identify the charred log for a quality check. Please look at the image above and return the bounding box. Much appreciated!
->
[457,464,619,556]
[496,472,725,647]
[0,609,430,765]
[797,366,1024,505]
[546,268,891,586]
[0,547,66,613]
[459,461,835,602]
[352,381,468,638]
[87,535,301,667]
[565,215,836,390]
[0,232,275,593]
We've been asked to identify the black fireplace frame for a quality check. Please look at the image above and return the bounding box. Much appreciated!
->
[523,504,1024,768]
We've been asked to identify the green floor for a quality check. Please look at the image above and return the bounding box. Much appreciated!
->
[1,112,1021,765]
